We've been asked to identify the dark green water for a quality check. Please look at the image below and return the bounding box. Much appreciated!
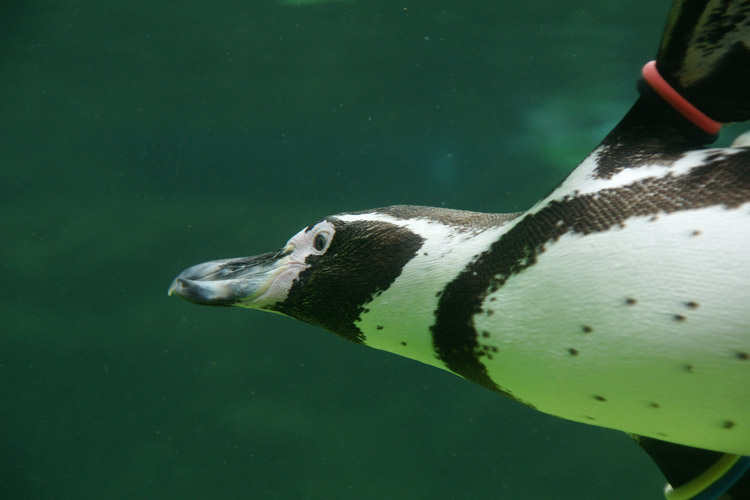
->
[1,1,690,498]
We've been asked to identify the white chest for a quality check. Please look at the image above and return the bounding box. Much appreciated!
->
[474,204,750,454]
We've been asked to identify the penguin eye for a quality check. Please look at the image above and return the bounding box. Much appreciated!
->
[313,232,329,252]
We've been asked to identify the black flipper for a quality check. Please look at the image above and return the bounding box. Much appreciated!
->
[588,0,750,177]
[635,436,750,499]
[656,0,750,123]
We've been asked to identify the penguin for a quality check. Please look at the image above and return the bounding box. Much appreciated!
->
[170,0,750,498]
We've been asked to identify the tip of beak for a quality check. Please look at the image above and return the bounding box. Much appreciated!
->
[168,261,228,304]
[167,276,213,304]
[167,278,184,297]
[167,270,244,306]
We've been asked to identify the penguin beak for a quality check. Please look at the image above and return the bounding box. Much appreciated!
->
[168,249,296,307]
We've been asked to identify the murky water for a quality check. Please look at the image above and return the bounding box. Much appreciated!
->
[2,1,681,498]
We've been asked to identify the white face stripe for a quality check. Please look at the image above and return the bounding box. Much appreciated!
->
[249,220,337,308]
[286,220,336,258]
[336,212,515,370]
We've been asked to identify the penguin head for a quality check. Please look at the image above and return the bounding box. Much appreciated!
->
[169,212,425,343]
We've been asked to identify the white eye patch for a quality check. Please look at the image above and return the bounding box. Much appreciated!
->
[285,220,336,260]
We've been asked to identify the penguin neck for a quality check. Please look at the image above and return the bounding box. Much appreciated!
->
[590,97,710,180]
[349,212,518,371]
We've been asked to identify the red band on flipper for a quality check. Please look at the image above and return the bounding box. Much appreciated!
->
[641,60,722,135]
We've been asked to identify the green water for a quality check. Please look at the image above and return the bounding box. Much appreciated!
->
[2,1,678,498]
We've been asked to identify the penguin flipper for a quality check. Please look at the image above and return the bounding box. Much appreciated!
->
[584,0,750,177]
[635,436,750,499]
[656,0,750,123]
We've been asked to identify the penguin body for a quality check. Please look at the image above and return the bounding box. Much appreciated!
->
[477,198,750,455]
[170,166,750,455]
[343,189,750,457]
[170,0,750,496]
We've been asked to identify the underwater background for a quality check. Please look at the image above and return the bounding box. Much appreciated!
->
[6,1,739,498]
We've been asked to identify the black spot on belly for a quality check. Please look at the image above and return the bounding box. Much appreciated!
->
[582,325,593,333]
[723,420,736,429]
[594,395,607,402]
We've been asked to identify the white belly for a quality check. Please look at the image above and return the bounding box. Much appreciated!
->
[475,204,750,454]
